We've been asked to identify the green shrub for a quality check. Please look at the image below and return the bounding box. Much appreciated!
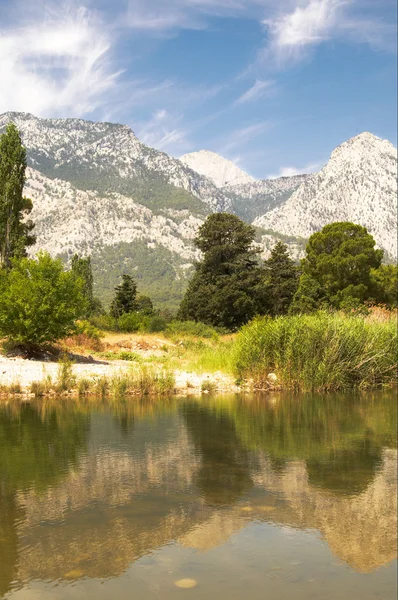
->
[117,313,149,333]
[201,379,217,393]
[133,366,175,396]
[147,315,167,332]
[0,252,86,345]
[89,314,118,331]
[56,354,76,392]
[118,351,141,362]
[165,320,219,339]
[235,312,397,391]
[75,320,104,342]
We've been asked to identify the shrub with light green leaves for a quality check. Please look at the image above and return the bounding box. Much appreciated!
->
[0,252,86,346]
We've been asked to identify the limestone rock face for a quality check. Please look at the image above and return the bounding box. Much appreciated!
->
[254,133,398,259]
[0,113,396,306]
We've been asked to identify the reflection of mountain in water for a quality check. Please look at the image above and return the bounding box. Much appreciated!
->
[0,395,396,596]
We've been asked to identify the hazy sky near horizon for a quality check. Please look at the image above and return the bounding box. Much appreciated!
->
[0,0,396,178]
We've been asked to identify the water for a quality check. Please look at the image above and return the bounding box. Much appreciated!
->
[0,391,396,600]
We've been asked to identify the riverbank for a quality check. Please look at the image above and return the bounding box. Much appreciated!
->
[0,310,396,399]
[0,331,241,398]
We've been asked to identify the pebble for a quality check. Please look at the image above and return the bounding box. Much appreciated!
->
[174,578,198,588]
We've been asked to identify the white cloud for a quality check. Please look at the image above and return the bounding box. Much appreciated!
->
[261,0,396,63]
[218,121,272,153]
[0,5,119,116]
[263,0,348,61]
[235,79,275,104]
[136,109,191,155]
[124,0,251,33]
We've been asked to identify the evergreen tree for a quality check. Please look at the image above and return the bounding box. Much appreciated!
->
[0,123,35,267]
[135,294,154,315]
[264,241,299,315]
[178,213,267,329]
[71,254,94,317]
[110,274,138,318]
[370,264,398,308]
[291,222,383,312]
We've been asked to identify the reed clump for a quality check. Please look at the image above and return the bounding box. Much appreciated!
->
[235,311,397,391]
[56,354,76,393]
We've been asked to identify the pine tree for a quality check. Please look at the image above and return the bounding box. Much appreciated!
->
[178,213,267,329]
[291,222,383,311]
[264,241,299,315]
[71,254,94,317]
[0,123,35,267]
[110,274,138,318]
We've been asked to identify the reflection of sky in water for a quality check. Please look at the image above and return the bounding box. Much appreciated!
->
[0,392,396,600]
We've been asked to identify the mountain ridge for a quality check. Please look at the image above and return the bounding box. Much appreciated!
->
[0,112,396,307]
[254,132,398,258]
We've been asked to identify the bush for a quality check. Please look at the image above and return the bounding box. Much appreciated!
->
[117,313,149,333]
[165,320,219,339]
[235,312,397,391]
[0,252,86,346]
[147,315,167,332]
[89,314,118,331]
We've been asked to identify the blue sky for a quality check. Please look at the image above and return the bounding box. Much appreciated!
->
[0,0,396,178]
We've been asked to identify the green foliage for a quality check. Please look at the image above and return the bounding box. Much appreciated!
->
[165,320,220,339]
[89,314,118,331]
[56,354,76,392]
[110,274,138,318]
[90,241,191,310]
[0,252,86,345]
[74,320,104,342]
[71,254,94,316]
[201,379,217,393]
[205,392,396,495]
[147,315,167,332]
[0,402,88,497]
[179,213,267,329]
[0,123,35,267]
[117,312,147,333]
[370,264,398,308]
[264,241,299,315]
[235,312,397,390]
[136,294,154,315]
[292,222,383,312]
[118,351,142,362]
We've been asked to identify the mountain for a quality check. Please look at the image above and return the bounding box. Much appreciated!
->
[254,133,398,259]
[0,112,396,308]
[229,175,309,222]
[0,112,231,213]
[180,150,255,188]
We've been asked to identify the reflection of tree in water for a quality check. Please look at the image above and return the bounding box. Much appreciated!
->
[307,437,383,495]
[0,403,89,597]
[0,491,21,597]
[216,392,396,496]
[114,412,135,437]
[182,403,253,505]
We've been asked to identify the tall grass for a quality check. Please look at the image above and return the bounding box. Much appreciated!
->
[235,312,397,391]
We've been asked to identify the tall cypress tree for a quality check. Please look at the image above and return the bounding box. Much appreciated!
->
[0,123,35,267]
[264,241,299,316]
[71,254,94,317]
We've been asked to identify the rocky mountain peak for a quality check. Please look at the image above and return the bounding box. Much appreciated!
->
[254,131,398,259]
[180,150,256,188]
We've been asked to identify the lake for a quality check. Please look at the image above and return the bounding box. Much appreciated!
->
[0,391,396,599]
